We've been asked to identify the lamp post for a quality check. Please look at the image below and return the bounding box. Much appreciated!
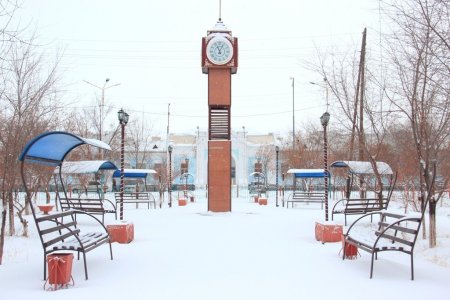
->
[320,112,330,221]
[290,77,295,151]
[168,145,173,208]
[84,78,121,142]
[275,145,280,207]
[118,108,129,221]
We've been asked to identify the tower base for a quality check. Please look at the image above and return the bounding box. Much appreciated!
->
[208,140,231,212]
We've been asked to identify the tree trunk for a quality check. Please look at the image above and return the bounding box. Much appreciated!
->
[421,194,427,239]
[7,192,15,236]
[16,209,28,238]
[0,205,7,265]
[429,197,437,248]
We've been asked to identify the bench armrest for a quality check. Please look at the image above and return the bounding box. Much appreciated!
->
[71,209,110,233]
[103,198,117,211]
[331,198,347,211]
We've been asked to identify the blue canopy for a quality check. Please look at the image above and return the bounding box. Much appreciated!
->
[56,160,118,174]
[330,161,393,175]
[287,169,330,178]
[19,131,111,166]
[113,168,157,179]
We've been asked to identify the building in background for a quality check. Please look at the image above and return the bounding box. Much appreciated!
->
[122,131,279,190]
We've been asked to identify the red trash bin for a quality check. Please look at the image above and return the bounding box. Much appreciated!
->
[341,235,358,259]
[47,253,74,285]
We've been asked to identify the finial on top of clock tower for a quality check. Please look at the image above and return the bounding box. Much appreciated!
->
[211,0,229,33]
[208,18,230,35]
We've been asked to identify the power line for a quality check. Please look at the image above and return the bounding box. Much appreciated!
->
[57,104,323,119]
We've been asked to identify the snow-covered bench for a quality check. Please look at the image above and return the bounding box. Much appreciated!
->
[342,210,422,280]
[36,210,113,280]
[114,192,156,209]
[331,197,390,225]
[58,197,117,223]
[284,191,324,208]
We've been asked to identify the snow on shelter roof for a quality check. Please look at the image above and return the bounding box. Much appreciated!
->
[287,169,329,178]
[55,160,118,174]
[113,169,157,178]
[330,161,393,175]
[18,131,111,166]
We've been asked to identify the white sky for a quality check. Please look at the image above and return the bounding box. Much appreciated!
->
[17,0,382,136]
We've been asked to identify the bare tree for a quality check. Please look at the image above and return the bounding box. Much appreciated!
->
[127,117,155,169]
[381,0,450,247]
[306,35,396,200]
[255,144,274,178]
[0,35,61,264]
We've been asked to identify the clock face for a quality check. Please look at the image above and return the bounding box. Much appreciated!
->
[206,37,233,65]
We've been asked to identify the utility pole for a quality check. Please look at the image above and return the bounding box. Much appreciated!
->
[358,28,366,163]
[349,28,366,162]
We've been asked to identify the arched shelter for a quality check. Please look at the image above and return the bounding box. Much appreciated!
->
[112,168,157,192]
[330,160,395,199]
[287,168,330,192]
[248,171,266,199]
[55,160,118,199]
[179,172,195,201]
[18,131,113,280]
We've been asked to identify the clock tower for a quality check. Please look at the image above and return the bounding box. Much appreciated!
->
[201,18,238,212]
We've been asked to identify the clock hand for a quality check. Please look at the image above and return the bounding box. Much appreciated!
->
[218,45,224,54]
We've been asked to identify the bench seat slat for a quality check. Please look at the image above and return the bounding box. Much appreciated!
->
[43,229,81,248]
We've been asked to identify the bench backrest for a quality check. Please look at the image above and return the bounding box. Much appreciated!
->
[114,192,150,200]
[292,191,325,199]
[345,198,389,212]
[35,211,79,250]
[375,212,422,250]
[59,197,105,213]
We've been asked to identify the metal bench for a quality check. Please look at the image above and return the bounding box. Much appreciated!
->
[114,192,156,209]
[58,197,117,223]
[285,191,325,208]
[343,210,422,280]
[331,197,390,225]
[36,210,113,280]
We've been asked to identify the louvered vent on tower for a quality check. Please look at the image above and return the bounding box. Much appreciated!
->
[209,106,230,140]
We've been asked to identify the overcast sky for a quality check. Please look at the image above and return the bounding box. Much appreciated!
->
[17,0,382,137]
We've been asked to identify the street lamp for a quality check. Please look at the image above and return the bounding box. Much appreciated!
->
[310,78,329,109]
[320,111,330,221]
[118,108,129,220]
[168,145,173,208]
[290,77,295,151]
[84,78,121,142]
[275,145,280,207]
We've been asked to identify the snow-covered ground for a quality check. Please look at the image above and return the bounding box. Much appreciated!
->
[1,192,450,300]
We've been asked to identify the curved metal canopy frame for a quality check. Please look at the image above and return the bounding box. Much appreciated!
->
[248,172,266,197]
[330,160,395,199]
[57,160,118,174]
[54,160,118,199]
[112,169,157,192]
[19,131,112,216]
